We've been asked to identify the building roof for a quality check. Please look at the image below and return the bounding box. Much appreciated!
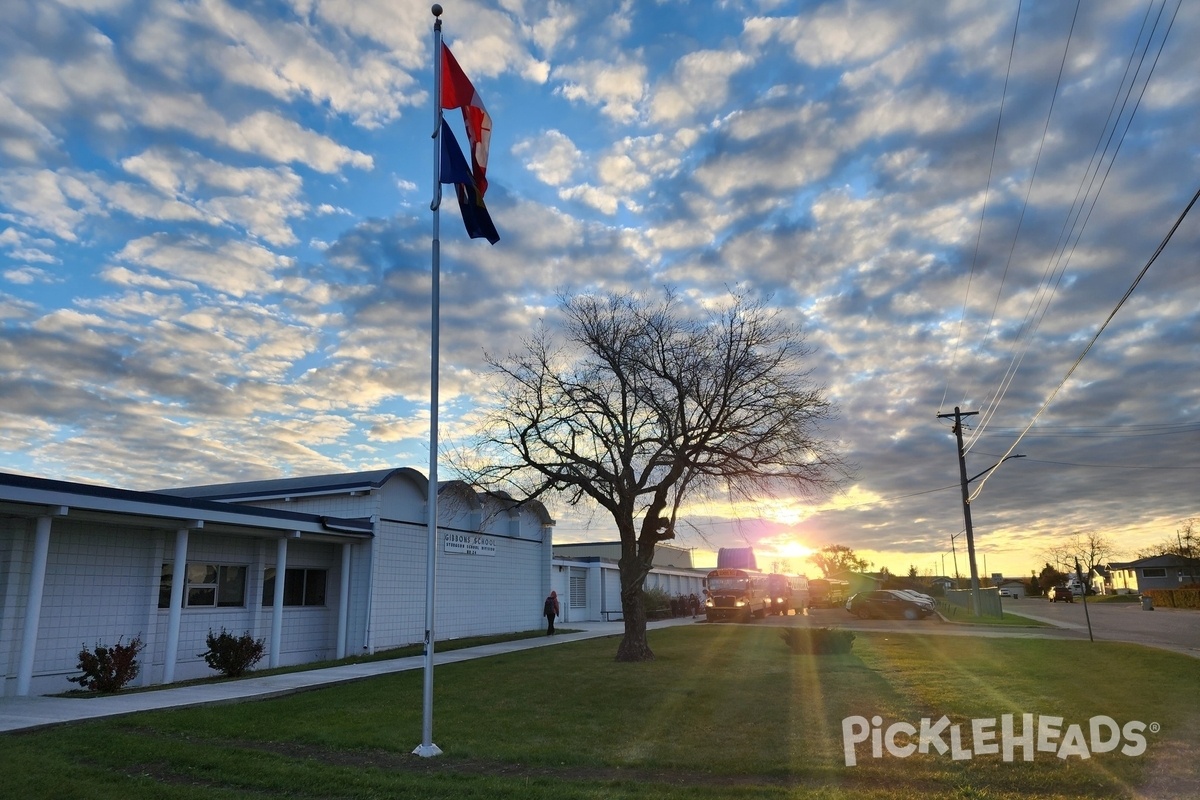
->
[1109,554,1200,570]
[554,540,694,568]
[0,470,373,541]
[162,467,556,527]
[159,467,428,501]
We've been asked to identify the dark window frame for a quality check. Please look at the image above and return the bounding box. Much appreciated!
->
[158,562,248,609]
[262,567,328,607]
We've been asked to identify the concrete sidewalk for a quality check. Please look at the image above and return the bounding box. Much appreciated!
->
[0,617,696,734]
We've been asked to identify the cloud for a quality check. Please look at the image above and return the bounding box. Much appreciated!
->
[1,13,373,175]
[177,0,422,129]
[648,48,756,125]
[122,147,308,245]
[554,56,647,123]
[112,232,288,297]
[0,228,59,267]
[514,129,582,186]
[744,5,912,67]
[527,1,582,55]
[0,89,62,163]
[226,111,374,173]
[0,169,97,242]
[0,0,1197,569]
[4,266,59,285]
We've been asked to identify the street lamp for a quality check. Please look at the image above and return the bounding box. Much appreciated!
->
[968,454,1026,484]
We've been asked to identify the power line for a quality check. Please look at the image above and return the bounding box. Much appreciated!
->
[965,0,1181,453]
[973,422,1200,439]
[977,0,1081,368]
[1017,458,1200,471]
[939,0,1023,416]
[970,180,1200,502]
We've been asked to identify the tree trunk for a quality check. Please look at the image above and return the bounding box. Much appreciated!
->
[615,556,654,661]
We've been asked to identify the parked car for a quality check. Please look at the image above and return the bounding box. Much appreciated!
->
[846,590,934,620]
[1048,586,1074,603]
[999,589,1017,599]
[891,589,937,610]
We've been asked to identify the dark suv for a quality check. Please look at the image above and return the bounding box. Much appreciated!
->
[846,590,934,620]
[1048,585,1074,603]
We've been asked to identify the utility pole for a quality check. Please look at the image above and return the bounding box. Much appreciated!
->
[939,407,982,615]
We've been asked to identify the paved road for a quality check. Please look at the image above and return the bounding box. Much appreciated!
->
[998,597,1200,657]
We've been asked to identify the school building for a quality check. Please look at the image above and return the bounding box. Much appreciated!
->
[551,542,708,623]
[0,468,554,696]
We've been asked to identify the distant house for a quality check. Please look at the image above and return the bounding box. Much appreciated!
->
[1108,555,1200,594]
[996,579,1026,599]
[929,576,957,593]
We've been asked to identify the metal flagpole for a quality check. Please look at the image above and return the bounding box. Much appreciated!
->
[414,2,444,759]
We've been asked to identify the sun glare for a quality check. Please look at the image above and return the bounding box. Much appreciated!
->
[755,534,814,567]
[774,539,814,559]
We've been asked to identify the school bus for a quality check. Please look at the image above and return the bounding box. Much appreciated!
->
[704,567,770,622]
[766,573,810,615]
[807,578,849,609]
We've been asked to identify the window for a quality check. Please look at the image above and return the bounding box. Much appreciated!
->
[1142,568,1167,578]
[262,568,328,607]
[158,563,248,608]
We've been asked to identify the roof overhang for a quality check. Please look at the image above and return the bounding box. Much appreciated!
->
[0,472,373,544]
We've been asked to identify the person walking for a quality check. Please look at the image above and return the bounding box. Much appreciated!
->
[544,590,560,635]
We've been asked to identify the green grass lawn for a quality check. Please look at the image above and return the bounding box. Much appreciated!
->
[937,605,1055,626]
[3,626,1198,799]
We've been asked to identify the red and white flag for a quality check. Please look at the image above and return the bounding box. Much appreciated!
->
[440,44,491,198]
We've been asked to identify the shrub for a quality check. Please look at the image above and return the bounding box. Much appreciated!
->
[641,586,672,617]
[68,636,144,692]
[1144,588,1200,609]
[780,626,855,655]
[199,628,266,677]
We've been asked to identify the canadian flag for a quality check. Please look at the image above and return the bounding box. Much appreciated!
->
[440,44,491,198]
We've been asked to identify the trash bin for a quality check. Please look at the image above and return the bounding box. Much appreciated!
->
[1141,595,1154,611]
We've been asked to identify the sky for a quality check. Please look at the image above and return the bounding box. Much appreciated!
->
[1,0,1197,579]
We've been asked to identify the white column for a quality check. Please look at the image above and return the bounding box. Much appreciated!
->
[336,542,351,659]
[15,516,53,696]
[162,528,189,684]
[270,536,288,668]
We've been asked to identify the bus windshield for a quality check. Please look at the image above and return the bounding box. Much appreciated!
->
[708,577,748,592]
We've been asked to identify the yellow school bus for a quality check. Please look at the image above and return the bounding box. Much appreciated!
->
[704,567,769,622]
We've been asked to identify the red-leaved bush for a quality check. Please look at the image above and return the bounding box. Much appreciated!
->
[68,636,144,692]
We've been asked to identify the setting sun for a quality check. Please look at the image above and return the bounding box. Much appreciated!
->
[756,534,814,563]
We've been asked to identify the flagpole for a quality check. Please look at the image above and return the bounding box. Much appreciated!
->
[414,2,444,759]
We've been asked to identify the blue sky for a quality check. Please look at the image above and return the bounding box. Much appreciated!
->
[1,0,1197,577]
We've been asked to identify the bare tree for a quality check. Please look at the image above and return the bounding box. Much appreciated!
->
[1046,532,1120,585]
[461,289,846,662]
[1136,518,1198,559]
